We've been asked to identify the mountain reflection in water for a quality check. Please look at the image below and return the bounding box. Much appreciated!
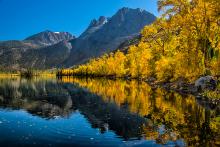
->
[0,77,219,147]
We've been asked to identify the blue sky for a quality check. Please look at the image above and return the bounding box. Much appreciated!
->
[0,0,158,41]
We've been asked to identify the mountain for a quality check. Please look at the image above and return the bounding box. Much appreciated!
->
[64,7,156,66]
[0,7,156,70]
[24,30,74,46]
[21,41,72,69]
[0,31,75,70]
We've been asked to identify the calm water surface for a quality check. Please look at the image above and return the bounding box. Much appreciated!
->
[0,77,219,147]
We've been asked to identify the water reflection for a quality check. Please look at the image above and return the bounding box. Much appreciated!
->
[0,77,72,119]
[0,77,219,146]
[59,77,220,146]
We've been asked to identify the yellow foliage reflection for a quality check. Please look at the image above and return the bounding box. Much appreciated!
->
[60,77,220,146]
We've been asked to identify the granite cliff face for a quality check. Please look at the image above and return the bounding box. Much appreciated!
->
[0,7,156,70]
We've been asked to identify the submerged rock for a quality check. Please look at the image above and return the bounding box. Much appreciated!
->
[195,76,217,91]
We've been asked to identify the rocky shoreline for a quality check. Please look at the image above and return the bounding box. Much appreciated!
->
[146,76,220,105]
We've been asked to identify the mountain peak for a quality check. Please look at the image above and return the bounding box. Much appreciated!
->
[107,7,156,27]
[116,7,153,16]
[25,31,75,46]
[117,7,131,12]
[89,16,108,28]
[80,16,108,39]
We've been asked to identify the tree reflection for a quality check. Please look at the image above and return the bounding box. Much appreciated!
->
[0,77,73,119]
[0,76,219,146]
[59,77,220,146]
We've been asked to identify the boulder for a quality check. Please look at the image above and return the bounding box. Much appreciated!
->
[195,76,217,91]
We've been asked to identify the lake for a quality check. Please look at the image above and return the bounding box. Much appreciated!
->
[0,76,219,147]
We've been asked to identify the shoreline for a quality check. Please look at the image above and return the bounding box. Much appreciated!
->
[57,75,220,104]
[0,73,218,104]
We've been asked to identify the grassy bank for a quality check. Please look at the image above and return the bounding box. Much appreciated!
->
[0,70,56,78]
[0,73,20,77]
